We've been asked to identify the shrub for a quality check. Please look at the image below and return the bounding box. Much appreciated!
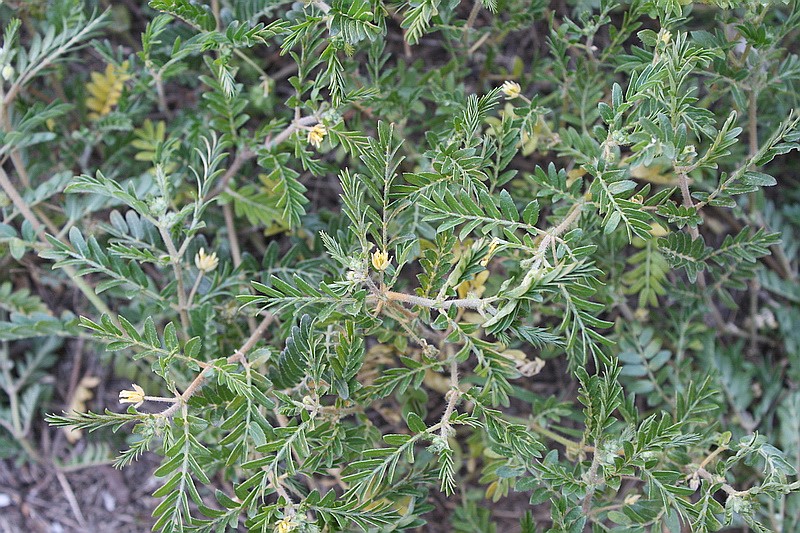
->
[0,0,798,531]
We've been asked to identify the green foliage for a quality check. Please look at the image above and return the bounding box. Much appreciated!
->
[0,0,798,531]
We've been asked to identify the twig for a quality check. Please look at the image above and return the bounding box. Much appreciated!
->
[265,115,319,150]
[211,0,221,31]
[209,148,254,200]
[160,314,274,418]
[528,420,593,454]
[55,470,88,529]
[462,0,482,48]
[186,270,205,309]
[271,472,295,509]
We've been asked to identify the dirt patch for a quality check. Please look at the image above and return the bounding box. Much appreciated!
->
[0,453,159,533]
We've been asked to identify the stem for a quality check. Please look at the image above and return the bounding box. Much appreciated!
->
[312,0,331,14]
[537,200,584,256]
[224,203,242,267]
[157,224,190,334]
[589,502,625,517]
[211,0,221,30]
[677,169,726,327]
[234,49,271,84]
[55,469,88,528]
[462,0,482,48]
[154,71,169,116]
[581,448,602,514]
[0,165,47,239]
[223,200,258,334]
[207,147,254,202]
[747,87,759,216]
[143,395,178,403]
[439,358,461,439]
[746,87,761,355]
[526,200,585,273]
[698,445,727,471]
[2,111,31,188]
[748,88,759,164]
[271,472,295,509]
[377,200,583,313]
[186,271,205,308]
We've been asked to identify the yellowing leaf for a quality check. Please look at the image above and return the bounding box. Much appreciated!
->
[456,269,489,299]
[85,61,131,119]
[63,375,101,443]
[629,162,678,185]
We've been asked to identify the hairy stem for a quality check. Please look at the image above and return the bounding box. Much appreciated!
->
[383,290,492,310]
[158,224,190,334]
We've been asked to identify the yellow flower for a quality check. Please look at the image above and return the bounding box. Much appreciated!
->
[194,248,219,273]
[119,384,145,408]
[274,517,298,533]
[371,249,391,271]
[660,29,672,44]
[307,123,327,149]
[501,81,521,99]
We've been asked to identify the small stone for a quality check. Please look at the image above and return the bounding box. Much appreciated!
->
[102,492,116,512]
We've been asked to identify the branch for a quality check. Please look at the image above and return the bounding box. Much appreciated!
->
[381,290,493,310]
[695,467,748,498]
[265,115,319,149]
[160,313,274,418]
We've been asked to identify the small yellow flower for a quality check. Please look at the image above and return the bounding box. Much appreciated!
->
[660,30,672,44]
[501,81,521,99]
[119,384,146,408]
[307,123,327,149]
[274,517,298,533]
[371,249,391,271]
[194,248,219,273]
